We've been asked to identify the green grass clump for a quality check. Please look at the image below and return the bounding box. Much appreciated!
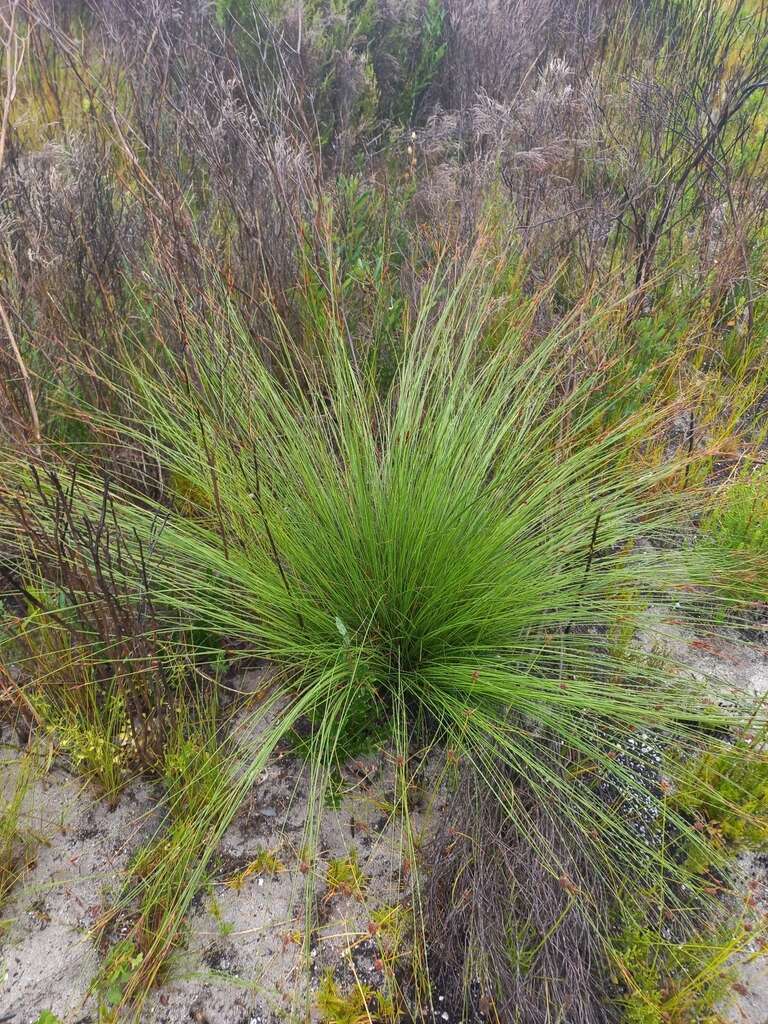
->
[317,970,396,1024]
[225,846,284,889]
[2,0,768,1016]
[326,850,366,900]
[2,270,765,1014]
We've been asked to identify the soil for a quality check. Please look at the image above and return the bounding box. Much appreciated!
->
[0,717,443,1024]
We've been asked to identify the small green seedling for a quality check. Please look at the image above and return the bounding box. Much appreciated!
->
[326,850,366,900]
[95,938,145,1021]
[317,970,395,1024]
[226,847,284,890]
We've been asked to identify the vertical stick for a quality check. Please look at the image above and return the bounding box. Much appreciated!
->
[683,410,695,490]
[0,5,40,449]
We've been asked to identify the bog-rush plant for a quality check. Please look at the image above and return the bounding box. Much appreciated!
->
[0,267,763,1014]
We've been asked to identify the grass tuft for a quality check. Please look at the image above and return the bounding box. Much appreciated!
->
[3,268,765,1015]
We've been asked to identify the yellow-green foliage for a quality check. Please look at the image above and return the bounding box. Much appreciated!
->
[699,465,768,604]
[162,698,226,818]
[5,606,130,804]
[33,682,129,808]
[615,734,768,1022]
[615,917,738,1024]
[370,903,412,948]
[317,970,395,1024]
[225,847,284,890]
[703,466,768,556]
[673,743,768,854]
[326,850,366,900]
[369,903,413,973]
[93,693,230,1006]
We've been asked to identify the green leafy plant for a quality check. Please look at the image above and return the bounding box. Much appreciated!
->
[95,939,145,1022]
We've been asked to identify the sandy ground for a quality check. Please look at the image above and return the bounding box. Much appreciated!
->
[0,761,161,1022]
[0,718,441,1024]
[1,615,767,1024]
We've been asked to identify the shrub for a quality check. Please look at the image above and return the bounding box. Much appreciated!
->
[700,464,768,604]
[614,916,740,1024]
[673,741,768,853]
[702,466,768,556]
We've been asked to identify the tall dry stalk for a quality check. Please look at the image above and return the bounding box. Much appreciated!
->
[0,1,39,449]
